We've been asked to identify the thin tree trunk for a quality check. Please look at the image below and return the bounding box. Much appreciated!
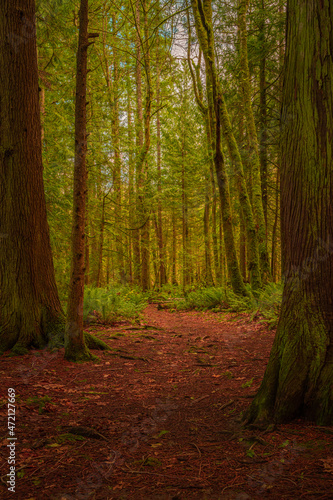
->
[191,0,250,296]
[182,150,189,291]
[133,0,143,285]
[238,0,271,283]
[239,209,247,282]
[156,43,167,288]
[172,208,178,285]
[96,197,105,288]
[110,13,124,275]
[127,80,134,283]
[85,188,90,286]
[258,0,268,228]
[65,0,93,361]
[204,174,214,285]
[271,171,279,282]
[140,0,152,291]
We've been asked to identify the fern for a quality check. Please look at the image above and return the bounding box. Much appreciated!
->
[83,286,148,324]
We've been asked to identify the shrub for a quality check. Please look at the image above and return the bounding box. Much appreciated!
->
[83,286,148,325]
[171,282,283,328]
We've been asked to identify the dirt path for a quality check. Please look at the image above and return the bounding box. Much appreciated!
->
[0,307,332,499]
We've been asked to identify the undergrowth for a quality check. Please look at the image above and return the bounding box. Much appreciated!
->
[83,286,148,325]
[169,283,283,329]
[83,282,282,329]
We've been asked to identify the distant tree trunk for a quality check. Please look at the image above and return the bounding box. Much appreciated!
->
[156,45,167,288]
[271,171,279,282]
[100,10,123,280]
[127,80,134,283]
[40,87,46,143]
[96,196,106,288]
[204,174,214,286]
[140,0,152,291]
[246,0,333,426]
[172,208,178,285]
[191,0,250,296]
[211,173,220,284]
[84,189,90,286]
[258,0,268,228]
[133,0,143,285]
[65,0,93,361]
[0,0,64,354]
[239,209,247,282]
[238,0,271,283]
[182,151,190,291]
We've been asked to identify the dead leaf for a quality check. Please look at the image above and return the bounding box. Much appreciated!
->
[320,458,333,474]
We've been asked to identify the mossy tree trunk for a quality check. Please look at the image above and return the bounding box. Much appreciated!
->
[238,0,271,283]
[156,50,167,288]
[133,0,143,285]
[140,0,152,292]
[65,0,93,362]
[191,0,251,296]
[246,0,333,426]
[0,0,64,354]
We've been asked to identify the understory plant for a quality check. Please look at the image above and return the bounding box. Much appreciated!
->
[83,286,148,324]
[172,283,283,328]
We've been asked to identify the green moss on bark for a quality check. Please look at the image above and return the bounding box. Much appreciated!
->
[84,332,111,351]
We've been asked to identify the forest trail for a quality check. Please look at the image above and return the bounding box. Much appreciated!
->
[1,309,332,499]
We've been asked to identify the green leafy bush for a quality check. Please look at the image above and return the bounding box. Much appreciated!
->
[83,286,148,324]
[171,283,283,328]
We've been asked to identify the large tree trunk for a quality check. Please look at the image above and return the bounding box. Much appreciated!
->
[0,0,64,354]
[246,0,333,426]
[65,0,93,361]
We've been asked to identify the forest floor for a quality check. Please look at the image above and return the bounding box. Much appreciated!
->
[1,305,333,500]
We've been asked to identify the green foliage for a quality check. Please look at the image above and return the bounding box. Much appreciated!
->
[172,283,283,328]
[83,286,148,324]
[241,377,254,388]
[149,284,185,302]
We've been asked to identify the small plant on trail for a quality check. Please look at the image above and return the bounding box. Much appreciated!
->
[26,395,53,414]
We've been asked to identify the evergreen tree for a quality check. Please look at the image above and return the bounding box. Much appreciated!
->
[0,0,64,353]
[246,0,333,425]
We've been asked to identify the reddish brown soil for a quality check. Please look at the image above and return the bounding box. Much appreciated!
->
[1,305,333,499]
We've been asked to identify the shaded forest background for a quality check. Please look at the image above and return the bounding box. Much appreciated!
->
[37,0,284,300]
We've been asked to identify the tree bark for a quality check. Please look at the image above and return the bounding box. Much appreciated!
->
[258,0,268,229]
[172,208,178,285]
[0,0,64,354]
[238,0,271,283]
[140,0,152,291]
[246,0,333,425]
[65,0,93,361]
[191,0,251,296]
[156,39,167,288]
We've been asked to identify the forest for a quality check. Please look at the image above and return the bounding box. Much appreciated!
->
[0,0,332,499]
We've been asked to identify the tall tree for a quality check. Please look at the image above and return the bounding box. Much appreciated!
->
[65,0,94,361]
[246,0,333,425]
[191,0,255,296]
[0,0,64,353]
[238,0,271,283]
